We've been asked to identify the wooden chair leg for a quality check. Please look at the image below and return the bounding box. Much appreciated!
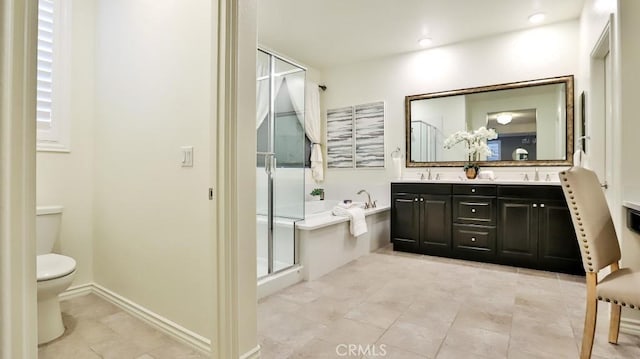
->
[581,273,598,359]
[609,261,621,344]
[609,303,621,344]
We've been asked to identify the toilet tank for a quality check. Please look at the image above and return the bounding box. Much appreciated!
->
[36,206,63,255]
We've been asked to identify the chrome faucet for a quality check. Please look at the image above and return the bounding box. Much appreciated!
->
[427,168,432,180]
[534,168,540,181]
[357,189,377,209]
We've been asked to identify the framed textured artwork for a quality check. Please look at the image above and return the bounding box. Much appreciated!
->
[326,106,354,168]
[355,102,385,168]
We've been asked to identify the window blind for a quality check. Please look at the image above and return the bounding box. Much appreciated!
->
[37,0,54,129]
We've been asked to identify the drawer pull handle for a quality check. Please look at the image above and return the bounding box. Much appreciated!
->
[471,188,476,193]
[471,237,476,242]
[471,208,476,213]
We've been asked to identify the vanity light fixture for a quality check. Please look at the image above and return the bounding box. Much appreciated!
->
[528,12,546,24]
[497,113,513,125]
[418,37,432,47]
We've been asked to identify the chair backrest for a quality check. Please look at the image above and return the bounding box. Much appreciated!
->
[559,167,621,273]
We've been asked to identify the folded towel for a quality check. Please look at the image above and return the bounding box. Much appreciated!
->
[332,205,368,237]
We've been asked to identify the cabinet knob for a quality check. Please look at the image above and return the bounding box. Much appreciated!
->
[420,198,424,202]
[471,188,476,193]
[414,198,418,202]
[471,208,476,213]
[540,203,545,208]
[471,237,476,242]
[533,204,538,208]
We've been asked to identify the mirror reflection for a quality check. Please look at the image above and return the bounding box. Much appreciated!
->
[406,76,573,167]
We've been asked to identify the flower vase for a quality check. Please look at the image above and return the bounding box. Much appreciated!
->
[464,164,479,179]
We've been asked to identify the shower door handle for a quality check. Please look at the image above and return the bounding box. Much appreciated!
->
[262,153,277,176]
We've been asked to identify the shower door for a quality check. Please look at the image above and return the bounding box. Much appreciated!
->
[256,49,306,278]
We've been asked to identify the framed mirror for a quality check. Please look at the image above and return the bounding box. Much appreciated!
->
[405,75,574,167]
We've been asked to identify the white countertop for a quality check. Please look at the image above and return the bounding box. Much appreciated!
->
[296,205,390,231]
[623,201,640,212]
[391,179,561,186]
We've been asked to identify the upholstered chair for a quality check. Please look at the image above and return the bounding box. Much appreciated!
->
[559,167,640,359]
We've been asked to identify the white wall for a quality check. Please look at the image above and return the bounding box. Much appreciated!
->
[320,20,579,203]
[36,0,95,287]
[92,0,214,338]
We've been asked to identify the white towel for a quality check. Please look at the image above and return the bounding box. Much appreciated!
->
[573,149,590,168]
[332,204,368,237]
[392,157,402,179]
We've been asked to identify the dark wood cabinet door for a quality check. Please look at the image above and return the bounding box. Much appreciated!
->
[420,195,452,256]
[538,200,583,274]
[497,199,537,266]
[391,192,420,250]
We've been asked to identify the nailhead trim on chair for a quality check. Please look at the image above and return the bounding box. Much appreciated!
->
[560,171,594,272]
[596,296,639,309]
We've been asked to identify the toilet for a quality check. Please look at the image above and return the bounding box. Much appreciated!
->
[36,205,76,345]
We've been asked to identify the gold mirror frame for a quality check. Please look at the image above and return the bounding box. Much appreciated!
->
[405,75,574,167]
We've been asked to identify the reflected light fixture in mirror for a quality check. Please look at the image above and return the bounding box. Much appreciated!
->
[496,113,513,125]
[528,12,546,24]
[418,37,432,47]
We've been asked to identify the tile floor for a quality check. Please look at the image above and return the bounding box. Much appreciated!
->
[38,294,207,359]
[258,246,640,358]
[40,246,640,359]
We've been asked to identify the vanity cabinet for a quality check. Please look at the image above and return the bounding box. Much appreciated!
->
[390,183,583,274]
[391,184,451,256]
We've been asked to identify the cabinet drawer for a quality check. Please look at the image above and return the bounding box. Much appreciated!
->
[453,184,497,196]
[453,196,496,225]
[453,224,495,252]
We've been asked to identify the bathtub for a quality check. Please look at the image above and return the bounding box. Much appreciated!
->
[257,200,390,299]
[297,201,390,281]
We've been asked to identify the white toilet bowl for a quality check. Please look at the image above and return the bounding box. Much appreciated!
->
[37,254,76,344]
[36,206,77,345]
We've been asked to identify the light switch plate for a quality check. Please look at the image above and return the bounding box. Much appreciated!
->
[181,146,193,167]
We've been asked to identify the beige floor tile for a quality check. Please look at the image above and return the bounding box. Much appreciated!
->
[260,311,327,350]
[294,295,356,325]
[343,301,403,329]
[288,338,343,358]
[145,343,208,359]
[40,294,206,359]
[366,344,427,359]
[450,306,512,335]
[316,318,385,346]
[378,320,446,358]
[90,337,148,359]
[439,325,509,358]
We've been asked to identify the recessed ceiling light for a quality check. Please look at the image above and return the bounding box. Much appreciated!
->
[528,12,546,24]
[418,38,432,47]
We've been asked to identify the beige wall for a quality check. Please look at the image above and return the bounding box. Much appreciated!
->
[92,0,214,337]
[36,0,95,287]
[618,0,640,323]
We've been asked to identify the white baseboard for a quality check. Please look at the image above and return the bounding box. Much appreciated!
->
[240,345,261,359]
[621,317,640,336]
[61,283,211,355]
[59,283,93,301]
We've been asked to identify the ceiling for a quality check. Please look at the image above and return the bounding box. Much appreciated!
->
[258,0,585,70]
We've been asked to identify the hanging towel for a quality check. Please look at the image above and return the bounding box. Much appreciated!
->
[392,157,402,179]
[573,149,590,168]
[332,202,367,237]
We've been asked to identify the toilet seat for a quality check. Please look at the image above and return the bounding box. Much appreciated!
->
[37,254,76,282]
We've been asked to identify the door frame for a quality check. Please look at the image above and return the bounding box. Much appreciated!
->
[0,0,39,358]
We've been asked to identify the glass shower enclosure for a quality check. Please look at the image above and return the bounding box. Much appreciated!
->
[256,49,306,278]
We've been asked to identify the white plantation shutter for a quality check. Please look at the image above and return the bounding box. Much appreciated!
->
[37,0,54,130]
